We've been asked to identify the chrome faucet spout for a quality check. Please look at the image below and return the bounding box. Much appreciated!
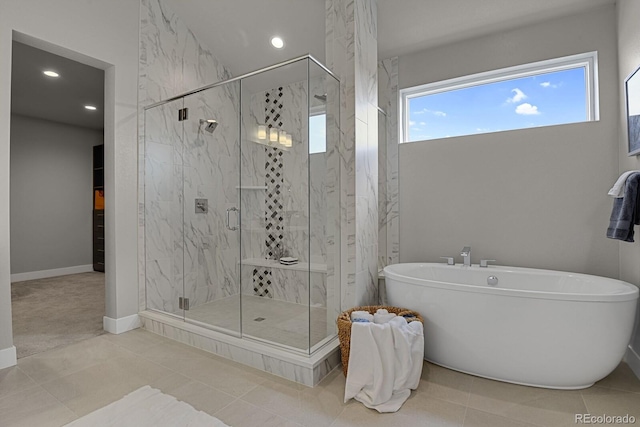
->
[461,246,471,266]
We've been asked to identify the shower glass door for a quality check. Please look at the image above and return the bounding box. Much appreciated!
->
[181,83,242,335]
[144,98,186,319]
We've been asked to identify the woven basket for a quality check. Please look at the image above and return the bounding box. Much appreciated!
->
[336,305,424,376]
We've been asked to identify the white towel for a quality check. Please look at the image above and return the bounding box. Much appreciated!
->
[350,311,373,322]
[373,312,396,324]
[344,316,424,413]
[609,171,640,198]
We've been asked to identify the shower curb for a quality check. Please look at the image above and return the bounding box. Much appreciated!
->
[138,310,341,387]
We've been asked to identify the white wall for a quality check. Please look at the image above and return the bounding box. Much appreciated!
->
[617,0,640,377]
[10,115,102,275]
[397,6,620,278]
[0,0,139,364]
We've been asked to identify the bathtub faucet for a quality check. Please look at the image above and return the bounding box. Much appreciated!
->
[461,246,471,266]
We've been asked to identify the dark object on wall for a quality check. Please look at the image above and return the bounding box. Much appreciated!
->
[93,145,104,272]
[625,66,640,156]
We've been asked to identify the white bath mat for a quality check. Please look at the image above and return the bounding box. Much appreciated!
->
[64,385,230,427]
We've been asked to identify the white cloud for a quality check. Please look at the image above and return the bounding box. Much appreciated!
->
[507,88,527,103]
[515,103,540,115]
[419,121,426,125]
[540,81,560,88]
[409,120,416,126]
[413,108,446,117]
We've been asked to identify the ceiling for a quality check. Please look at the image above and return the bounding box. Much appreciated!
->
[11,41,104,131]
[9,0,616,130]
[168,0,616,77]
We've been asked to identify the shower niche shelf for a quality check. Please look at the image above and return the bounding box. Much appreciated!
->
[241,258,327,273]
[235,185,267,190]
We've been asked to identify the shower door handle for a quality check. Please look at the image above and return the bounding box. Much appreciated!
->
[226,207,239,231]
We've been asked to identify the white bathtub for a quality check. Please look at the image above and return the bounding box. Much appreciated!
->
[383,263,639,389]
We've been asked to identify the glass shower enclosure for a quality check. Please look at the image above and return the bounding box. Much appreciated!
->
[143,56,340,355]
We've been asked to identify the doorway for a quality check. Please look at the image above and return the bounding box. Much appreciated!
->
[9,40,106,358]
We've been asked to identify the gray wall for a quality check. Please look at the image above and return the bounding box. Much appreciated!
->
[617,0,640,372]
[10,114,102,274]
[398,5,620,278]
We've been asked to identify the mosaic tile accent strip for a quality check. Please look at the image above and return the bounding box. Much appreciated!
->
[264,88,285,260]
[252,268,272,298]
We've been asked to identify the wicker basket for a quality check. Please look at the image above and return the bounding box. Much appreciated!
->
[336,305,424,376]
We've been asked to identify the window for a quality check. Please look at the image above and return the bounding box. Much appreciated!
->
[400,52,599,143]
[309,113,326,154]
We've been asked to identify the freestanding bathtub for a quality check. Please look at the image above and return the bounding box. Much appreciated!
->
[383,263,639,389]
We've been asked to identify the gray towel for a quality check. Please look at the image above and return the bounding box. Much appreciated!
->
[607,172,640,242]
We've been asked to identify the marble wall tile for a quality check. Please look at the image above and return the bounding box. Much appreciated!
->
[140,0,240,317]
[377,57,399,272]
[326,0,378,311]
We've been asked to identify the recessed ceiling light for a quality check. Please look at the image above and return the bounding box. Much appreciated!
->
[43,70,59,78]
[84,105,97,111]
[270,36,284,49]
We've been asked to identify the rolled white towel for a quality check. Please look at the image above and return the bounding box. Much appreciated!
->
[376,309,389,315]
[351,311,374,322]
[609,171,640,198]
[373,312,397,324]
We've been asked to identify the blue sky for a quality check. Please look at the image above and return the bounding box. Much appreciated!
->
[407,67,587,142]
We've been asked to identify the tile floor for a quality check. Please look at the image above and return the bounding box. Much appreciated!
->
[1,328,639,427]
[186,295,329,351]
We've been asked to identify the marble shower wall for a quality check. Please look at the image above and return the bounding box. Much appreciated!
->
[326,0,379,310]
[378,57,399,270]
[139,0,238,315]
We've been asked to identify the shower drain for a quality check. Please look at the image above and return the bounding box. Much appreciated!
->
[254,317,266,322]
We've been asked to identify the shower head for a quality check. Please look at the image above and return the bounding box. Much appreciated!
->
[199,119,218,133]
[314,93,327,102]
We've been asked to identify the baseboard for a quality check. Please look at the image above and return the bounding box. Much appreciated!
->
[11,264,94,283]
[625,345,640,380]
[0,346,17,370]
[103,314,140,335]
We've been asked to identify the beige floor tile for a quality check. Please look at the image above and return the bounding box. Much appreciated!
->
[151,374,237,416]
[418,362,474,406]
[0,366,38,399]
[138,338,219,362]
[162,356,266,397]
[39,354,175,417]
[463,408,538,427]
[332,395,466,427]
[241,373,345,427]
[0,385,77,427]
[17,336,132,384]
[581,385,640,419]
[594,362,640,393]
[401,393,468,426]
[101,328,171,354]
[467,376,587,426]
[298,369,349,426]
[215,399,302,427]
